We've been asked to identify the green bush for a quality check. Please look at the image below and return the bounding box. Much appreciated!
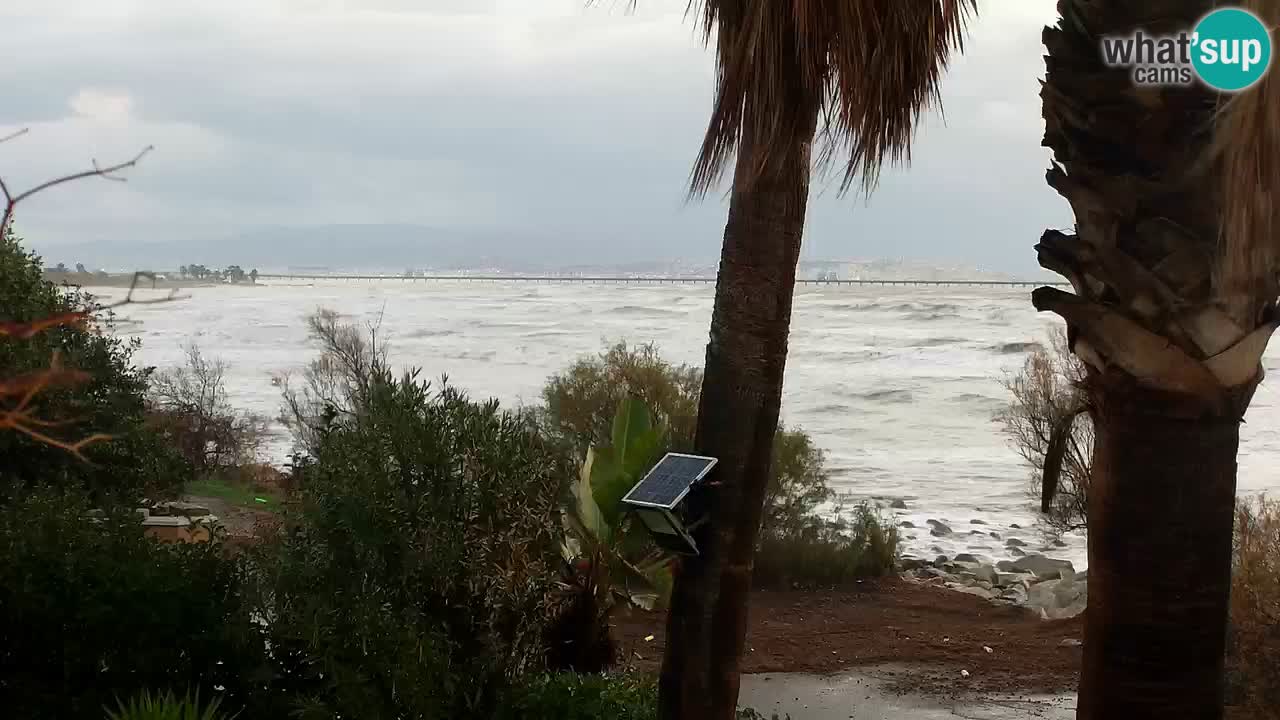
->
[752,503,899,590]
[542,341,897,594]
[496,673,657,720]
[540,341,834,537]
[0,489,267,719]
[106,689,237,720]
[256,370,574,719]
[542,341,700,454]
[0,226,189,502]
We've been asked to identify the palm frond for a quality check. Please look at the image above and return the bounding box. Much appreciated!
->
[1213,0,1280,326]
[689,0,975,197]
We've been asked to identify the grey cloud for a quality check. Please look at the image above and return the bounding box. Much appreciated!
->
[3,0,1070,273]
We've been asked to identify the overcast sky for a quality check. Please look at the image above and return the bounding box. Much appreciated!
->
[1,0,1072,273]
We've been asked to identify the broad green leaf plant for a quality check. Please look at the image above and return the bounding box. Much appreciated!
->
[562,396,673,611]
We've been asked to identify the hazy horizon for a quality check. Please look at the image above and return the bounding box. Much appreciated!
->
[26,226,1063,279]
[5,0,1072,274]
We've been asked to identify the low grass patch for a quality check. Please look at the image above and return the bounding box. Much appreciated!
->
[497,673,656,720]
[184,475,281,510]
[753,502,899,590]
[495,673,789,720]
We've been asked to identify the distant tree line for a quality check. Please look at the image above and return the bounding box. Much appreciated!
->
[42,262,259,284]
[179,265,258,283]
[42,261,107,278]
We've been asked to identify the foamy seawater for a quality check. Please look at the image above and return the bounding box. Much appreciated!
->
[92,280,1280,570]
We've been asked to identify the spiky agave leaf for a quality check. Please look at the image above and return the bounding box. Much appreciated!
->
[105,690,236,720]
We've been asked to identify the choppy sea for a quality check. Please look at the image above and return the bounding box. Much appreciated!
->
[92,280,1280,570]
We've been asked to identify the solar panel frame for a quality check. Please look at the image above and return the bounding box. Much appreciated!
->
[620,452,718,510]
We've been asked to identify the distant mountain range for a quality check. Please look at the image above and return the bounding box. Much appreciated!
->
[32,224,1048,280]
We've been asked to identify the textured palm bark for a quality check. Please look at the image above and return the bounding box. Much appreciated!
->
[1079,380,1250,720]
[1038,1,1271,718]
[657,117,816,720]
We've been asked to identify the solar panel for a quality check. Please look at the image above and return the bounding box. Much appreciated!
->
[621,453,718,509]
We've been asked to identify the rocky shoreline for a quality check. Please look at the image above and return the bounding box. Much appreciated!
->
[899,551,1088,622]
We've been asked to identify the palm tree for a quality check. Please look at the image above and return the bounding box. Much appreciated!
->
[1036,0,1279,716]
[652,3,972,718]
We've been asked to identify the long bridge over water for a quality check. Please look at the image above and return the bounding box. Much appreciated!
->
[258,273,1067,289]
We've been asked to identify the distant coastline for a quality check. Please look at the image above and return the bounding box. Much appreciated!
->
[43,270,235,289]
[44,269,1064,290]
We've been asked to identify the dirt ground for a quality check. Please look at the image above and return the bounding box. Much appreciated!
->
[611,577,1083,698]
[181,494,279,540]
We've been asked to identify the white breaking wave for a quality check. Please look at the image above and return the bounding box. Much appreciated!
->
[94,280,1280,570]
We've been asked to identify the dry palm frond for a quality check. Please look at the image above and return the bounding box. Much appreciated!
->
[688,0,975,197]
[1213,0,1280,327]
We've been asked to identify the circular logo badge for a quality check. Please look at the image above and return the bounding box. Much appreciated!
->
[1192,8,1273,92]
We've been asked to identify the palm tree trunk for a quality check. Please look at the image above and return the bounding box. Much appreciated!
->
[1079,382,1250,719]
[1037,2,1280,718]
[658,111,817,720]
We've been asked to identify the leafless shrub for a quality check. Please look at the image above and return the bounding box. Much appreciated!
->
[149,343,266,473]
[276,308,389,455]
[994,327,1092,535]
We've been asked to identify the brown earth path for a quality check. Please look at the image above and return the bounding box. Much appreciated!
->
[611,577,1083,698]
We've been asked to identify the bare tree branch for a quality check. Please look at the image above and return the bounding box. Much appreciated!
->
[0,272,187,341]
[0,136,153,237]
[0,352,113,461]
[0,311,88,339]
[0,366,91,399]
[7,423,112,462]
[0,273,186,457]
[0,133,181,460]
[0,127,29,146]
[99,271,188,309]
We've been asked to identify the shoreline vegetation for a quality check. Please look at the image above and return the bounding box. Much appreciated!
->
[8,0,1280,713]
[4,226,912,718]
[6,232,1276,719]
[42,268,259,288]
